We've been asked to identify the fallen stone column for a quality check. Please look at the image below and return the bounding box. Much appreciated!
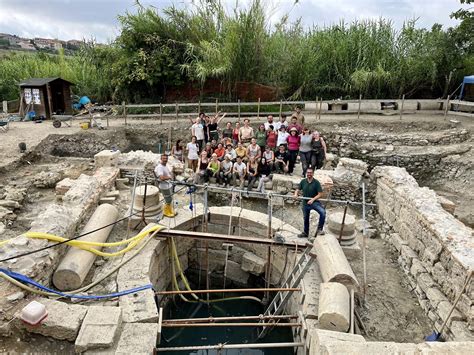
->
[314,234,359,290]
[53,203,119,291]
[318,282,350,332]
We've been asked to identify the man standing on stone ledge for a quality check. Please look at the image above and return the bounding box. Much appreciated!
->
[294,167,325,238]
[154,154,176,217]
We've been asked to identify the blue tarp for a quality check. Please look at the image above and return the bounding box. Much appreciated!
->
[460,75,474,100]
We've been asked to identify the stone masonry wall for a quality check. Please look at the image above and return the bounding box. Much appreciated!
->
[370,166,474,341]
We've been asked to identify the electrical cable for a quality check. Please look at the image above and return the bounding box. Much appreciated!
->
[0,185,187,263]
[0,268,152,300]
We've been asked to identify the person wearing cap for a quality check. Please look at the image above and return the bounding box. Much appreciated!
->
[287,127,301,175]
[219,154,234,186]
[294,167,325,238]
[291,106,305,125]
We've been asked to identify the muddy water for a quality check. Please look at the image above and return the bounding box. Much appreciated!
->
[160,294,294,354]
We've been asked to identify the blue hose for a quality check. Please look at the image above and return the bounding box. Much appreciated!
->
[0,268,152,299]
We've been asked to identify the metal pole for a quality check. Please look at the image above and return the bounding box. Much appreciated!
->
[265,194,273,301]
[160,103,163,125]
[170,181,376,207]
[203,187,209,303]
[161,322,301,328]
[156,342,304,352]
[257,97,261,119]
[399,94,405,120]
[444,95,450,120]
[362,181,367,302]
[350,289,355,334]
[357,94,362,119]
[338,201,349,243]
[156,288,301,296]
[162,314,297,323]
[127,171,138,238]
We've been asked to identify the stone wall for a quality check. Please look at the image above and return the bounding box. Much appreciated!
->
[370,166,474,341]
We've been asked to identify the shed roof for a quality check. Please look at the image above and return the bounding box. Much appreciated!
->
[19,77,74,87]
[463,75,474,84]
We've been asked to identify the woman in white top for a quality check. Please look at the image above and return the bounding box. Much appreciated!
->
[186,136,200,171]
[262,146,275,171]
[276,126,289,147]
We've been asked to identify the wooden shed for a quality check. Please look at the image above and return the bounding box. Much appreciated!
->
[19,77,74,119]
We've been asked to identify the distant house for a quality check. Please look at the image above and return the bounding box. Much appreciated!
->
[34,37,62,50]
[19,77,74,119]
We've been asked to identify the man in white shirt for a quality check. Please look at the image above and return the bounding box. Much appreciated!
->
[154,154,176,217]
[192,117,205,151]
[274,114,288,131]
[232,156,247,188]
[264,115,275,131]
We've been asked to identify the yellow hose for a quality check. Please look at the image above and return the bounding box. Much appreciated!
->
[0,225,164,258]
[169,237,261,304]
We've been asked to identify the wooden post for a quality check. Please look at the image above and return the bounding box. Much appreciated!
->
[257,97,261,119]
[238,99,241,122]
[198,100,201,115]
[122,101,127,125]
[279,100,283,118]
[215,98,218,114]
[159,103,163,124]
[175,102,179,123]
[315,96,318,117]
[399,94,405,120]
[357,94,362,119]
[444,95,450,120]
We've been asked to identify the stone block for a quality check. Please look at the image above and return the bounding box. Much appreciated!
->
[390,232,407,252]
[241,252,266,275]
[309,329,365,353]
[94,150,120,168]
[320,341,416,355]
[437,300,463,326]
[416,341,474,354]
[400,245,418,268]
[417,273,435,293]
[55,178,74,195]
[410,259,427,278]
[425,287,448,309]
[119,287,158,323]
[225,260,249,285]
[437,195,456,215]
[75,306,122,353]
[19,298,87,341]
[115,323,158,355]
[448,321,474,342]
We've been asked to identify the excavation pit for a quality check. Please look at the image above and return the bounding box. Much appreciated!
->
[0,112,473,354]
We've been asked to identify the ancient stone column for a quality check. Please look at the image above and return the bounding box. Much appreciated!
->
[327,212,357,247]
[314,234,359,290]
[318,282,350,332]
[53,204,119,291]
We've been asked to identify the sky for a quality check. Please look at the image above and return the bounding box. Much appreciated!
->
[0,0,469,43]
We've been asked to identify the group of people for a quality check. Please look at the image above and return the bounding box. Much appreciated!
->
[156,107,327,238]
[170,108,327,194]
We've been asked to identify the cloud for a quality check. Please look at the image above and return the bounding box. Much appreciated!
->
[0,0,467,43]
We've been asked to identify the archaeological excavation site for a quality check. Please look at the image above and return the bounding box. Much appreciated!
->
[0,101,473,355]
